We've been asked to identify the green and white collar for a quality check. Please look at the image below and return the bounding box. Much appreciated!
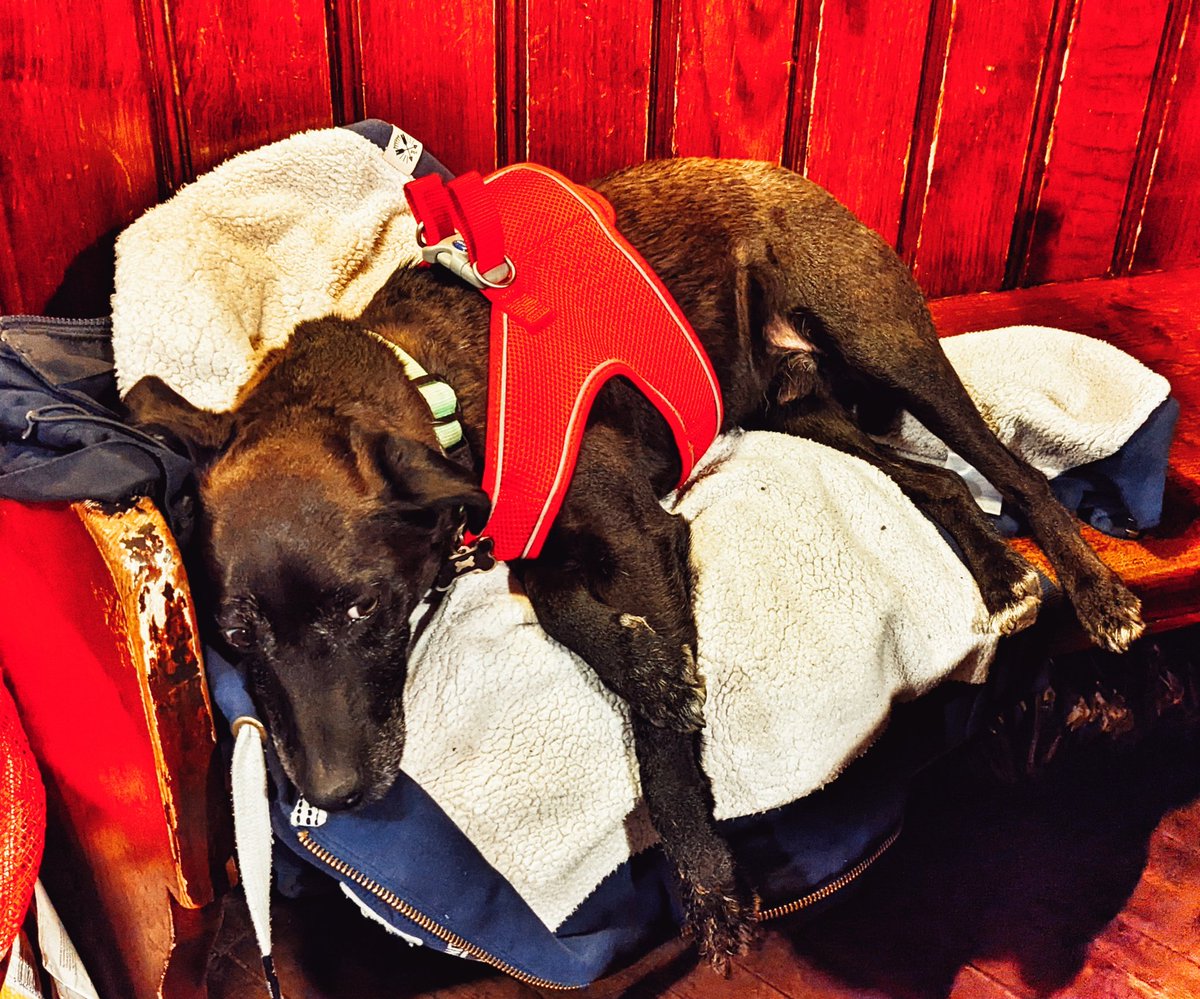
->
[364,330,464,452]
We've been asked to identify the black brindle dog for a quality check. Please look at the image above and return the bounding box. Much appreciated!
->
[127,158,1144,970]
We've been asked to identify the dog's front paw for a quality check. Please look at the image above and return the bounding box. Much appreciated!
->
[620,615,706,732]
[682,882,760,976]
[1071,572,1145,653]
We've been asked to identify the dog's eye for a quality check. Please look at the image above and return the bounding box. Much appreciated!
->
[347,595,379,621]
[223,626,255,649]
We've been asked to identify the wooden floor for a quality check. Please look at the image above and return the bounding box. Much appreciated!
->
[208,634,1200,999]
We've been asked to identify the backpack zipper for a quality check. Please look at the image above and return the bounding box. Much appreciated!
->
[296,830,578,990]
[755,823,901,920]
[297,821,900,989]
[0,315,111,330]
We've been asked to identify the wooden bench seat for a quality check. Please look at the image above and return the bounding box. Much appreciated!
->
[930,266,1200,644]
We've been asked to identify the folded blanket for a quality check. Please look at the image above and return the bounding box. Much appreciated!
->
[106,126,1174,934]
[396,321,1171,929]
[888,325,1171,479]
[111,126,425,412]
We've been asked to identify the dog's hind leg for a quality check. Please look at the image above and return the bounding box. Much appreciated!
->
[520,426,759,970]
[766,395,1043,636]
[813,311,1144,652]
[743,176,1143,650]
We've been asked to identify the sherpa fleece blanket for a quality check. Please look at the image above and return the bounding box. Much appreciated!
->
[112,126,425,411]
[108,126,1172,930]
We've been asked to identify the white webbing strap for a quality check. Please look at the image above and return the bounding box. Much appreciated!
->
[231,717,280,999]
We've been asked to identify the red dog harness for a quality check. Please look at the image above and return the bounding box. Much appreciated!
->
[405,165,723,561]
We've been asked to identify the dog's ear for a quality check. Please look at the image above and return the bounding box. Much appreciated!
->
[378,436,491,533]
[122,375,235,467]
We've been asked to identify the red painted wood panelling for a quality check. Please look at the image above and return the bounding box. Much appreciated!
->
[168,0,334,177]
[669,0,797,162]
[4,0,1200,314]
[525,0,656,180]
[1135,1,1200,272]
[1022,0,1170,285]
[909,0,1055,298]
[802,0,932,247]
[0,0,159,314]
[357,0,499,173]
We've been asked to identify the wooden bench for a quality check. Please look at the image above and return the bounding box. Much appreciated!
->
[932,267,1200,641]
[0,269,1196,998]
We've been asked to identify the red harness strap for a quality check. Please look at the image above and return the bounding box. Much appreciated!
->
[407,164,723,561]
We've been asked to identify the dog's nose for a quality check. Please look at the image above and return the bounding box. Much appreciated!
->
[305,763,365,811]
[336,788,363,810]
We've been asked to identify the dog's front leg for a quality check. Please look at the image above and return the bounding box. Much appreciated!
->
[522,558,706,732]
[524,560,759,972]
[520,427,759,971]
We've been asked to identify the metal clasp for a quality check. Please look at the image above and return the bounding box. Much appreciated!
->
[420,234,515,290]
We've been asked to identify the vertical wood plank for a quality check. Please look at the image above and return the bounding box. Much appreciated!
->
[525,0,656,180]
[781,0,821,173]
[136,0,192,196]
[1134,0,1200,272]
[669,0,797,162]
[326,0,365,126]
[909,0,1056,298]
[168,0,334,177]
[1021,0,1171,285]
[0,215,21,316]
[896,0,954,264]
[647,0,681,159]
[0,0,160,313]
[1001,0,1075,288]
[358,0,499,172]
[1115,0,1192,274]
[497,0,528,166]
[803,0,933,246]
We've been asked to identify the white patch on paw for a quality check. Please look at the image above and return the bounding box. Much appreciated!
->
[1015,568,1042,599]
[989,592,1041,636]
[680,644,707,696]
[1107,618,1146,653]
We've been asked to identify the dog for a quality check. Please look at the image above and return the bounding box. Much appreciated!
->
[126,158,1144,971]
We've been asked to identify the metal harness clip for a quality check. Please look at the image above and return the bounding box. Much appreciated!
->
[421,234,515,290]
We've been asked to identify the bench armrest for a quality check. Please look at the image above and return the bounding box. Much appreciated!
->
[0,497,228,999]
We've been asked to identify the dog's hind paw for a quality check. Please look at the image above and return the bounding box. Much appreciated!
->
[683,884,760,976]
[987,567,1043,636]
[1074,575,1145,653]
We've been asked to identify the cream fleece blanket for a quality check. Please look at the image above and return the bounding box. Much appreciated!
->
[888,326,1171,478]
[398,431,996,930]
[111,127,422,411]
[392,329,1168,931]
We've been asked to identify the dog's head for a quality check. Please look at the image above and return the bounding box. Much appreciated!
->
[125,326,488,810]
